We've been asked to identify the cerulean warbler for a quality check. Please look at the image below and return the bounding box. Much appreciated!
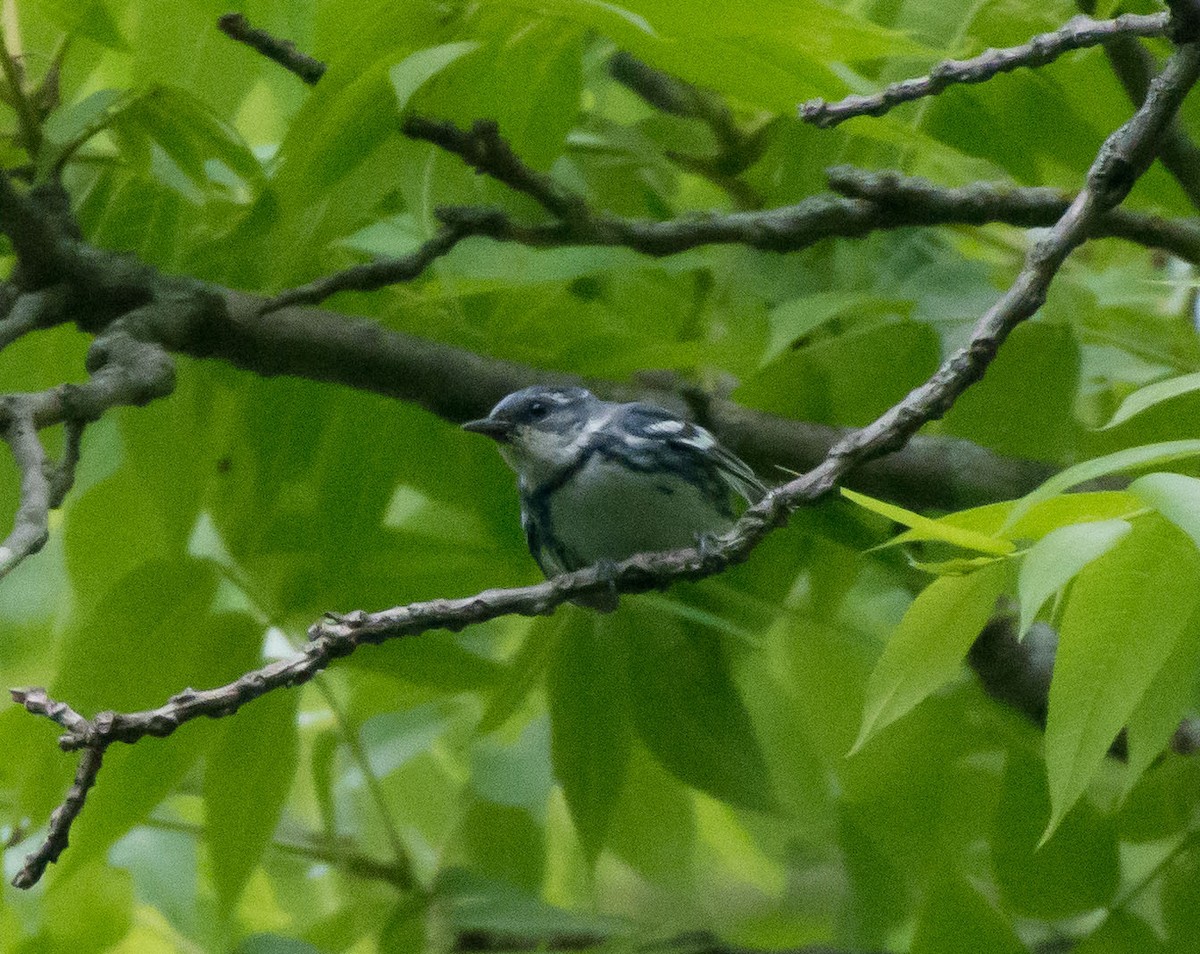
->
[463,386,767,583]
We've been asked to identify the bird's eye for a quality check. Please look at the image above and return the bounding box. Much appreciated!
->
[528,402,547,419]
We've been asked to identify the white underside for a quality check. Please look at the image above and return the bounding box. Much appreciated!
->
[547,455,731,564]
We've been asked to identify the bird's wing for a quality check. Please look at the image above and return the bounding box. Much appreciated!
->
[618,402,768,505]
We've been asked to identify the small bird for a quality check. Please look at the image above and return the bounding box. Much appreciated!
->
[463,386,767,593]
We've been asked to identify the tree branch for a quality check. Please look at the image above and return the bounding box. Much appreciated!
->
[14,33,1200,890]
[0,296,176,580]
[799,12,1170,128]
[1078,0,1200,212]
[608,50,769,208]
[404,117,592,221]
[260,146,1200,314]
[217,12,325,85]
[825,166,1200,259]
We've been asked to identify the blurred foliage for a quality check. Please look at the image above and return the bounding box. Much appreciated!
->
[2,0,1200,952]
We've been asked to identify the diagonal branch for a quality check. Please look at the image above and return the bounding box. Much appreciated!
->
[260,222,470,314]
[800,13,1171,128]
[1078,0,1200,212]
[403,117,591,222]
[608,50,769,208]
[217,12,325,85]
[14,34,1200,891]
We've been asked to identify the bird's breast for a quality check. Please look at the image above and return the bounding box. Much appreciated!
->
[544,453,731,566]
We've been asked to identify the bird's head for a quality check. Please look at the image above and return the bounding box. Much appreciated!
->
[463,386,603,485]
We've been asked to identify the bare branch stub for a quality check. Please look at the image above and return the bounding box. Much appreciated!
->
[800,12,1171,128]
[217,12,325,85]
[14,33,1200,889]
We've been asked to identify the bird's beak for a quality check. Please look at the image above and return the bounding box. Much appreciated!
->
[462,417,514,443]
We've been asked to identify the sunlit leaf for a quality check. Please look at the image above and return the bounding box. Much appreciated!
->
[389,41,481,113]
[1102,370,1200,429]
[852,560,1009,754]
[1130,472,1200,549]
[842,486,1016,555]
[1016,519,1132,636]
[1004,441,1200,531]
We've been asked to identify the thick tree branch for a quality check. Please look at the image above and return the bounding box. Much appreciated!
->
[799,13,1170,128]
[14,34,1200,890]
[825,166,1200,258]
[1078,0,1200,212]
[217,12,325,85]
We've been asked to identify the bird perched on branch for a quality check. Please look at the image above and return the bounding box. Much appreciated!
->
[463,385,767,605]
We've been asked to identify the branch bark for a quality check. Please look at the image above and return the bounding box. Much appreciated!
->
[800,13,1171,128]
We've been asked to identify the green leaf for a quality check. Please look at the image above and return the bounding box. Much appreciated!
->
[1123,609,1200,795]
[1003,440,1200,532]
[1017,519,1132,636]
[761,293,912,368]
[389,41,480,113]
[992,751,1119,920]
[1044,516,1200,840]
[478,617,562,733]
[942,322,1080,462]
[34,0,124,47]
[607,742,695,885]
[620,601,775,813]
[547,610,632,862]
[842,486,1016,556]
[205,689,299,915]
[910,876,1024,954]
[887,491,1141,548]
[118,86,264,188]
[1131,472,1200,549]
[437,868,614,937]
[852,560,1009,754]
[1102,370,1200,429]
[39,860,133,954]
[1072,911,1167,954]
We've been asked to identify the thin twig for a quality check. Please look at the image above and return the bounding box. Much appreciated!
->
[800,13,1170,128]
[0,404,52,580]
[403,117,591,222]
[217,13,325,85]
[8,687,103,889]
[14,35,1200,891]
[311,677,415,890]
[262,122,1200,312]
[609,51,768,208]
[260,222,469,313]
[142,815,415,887]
